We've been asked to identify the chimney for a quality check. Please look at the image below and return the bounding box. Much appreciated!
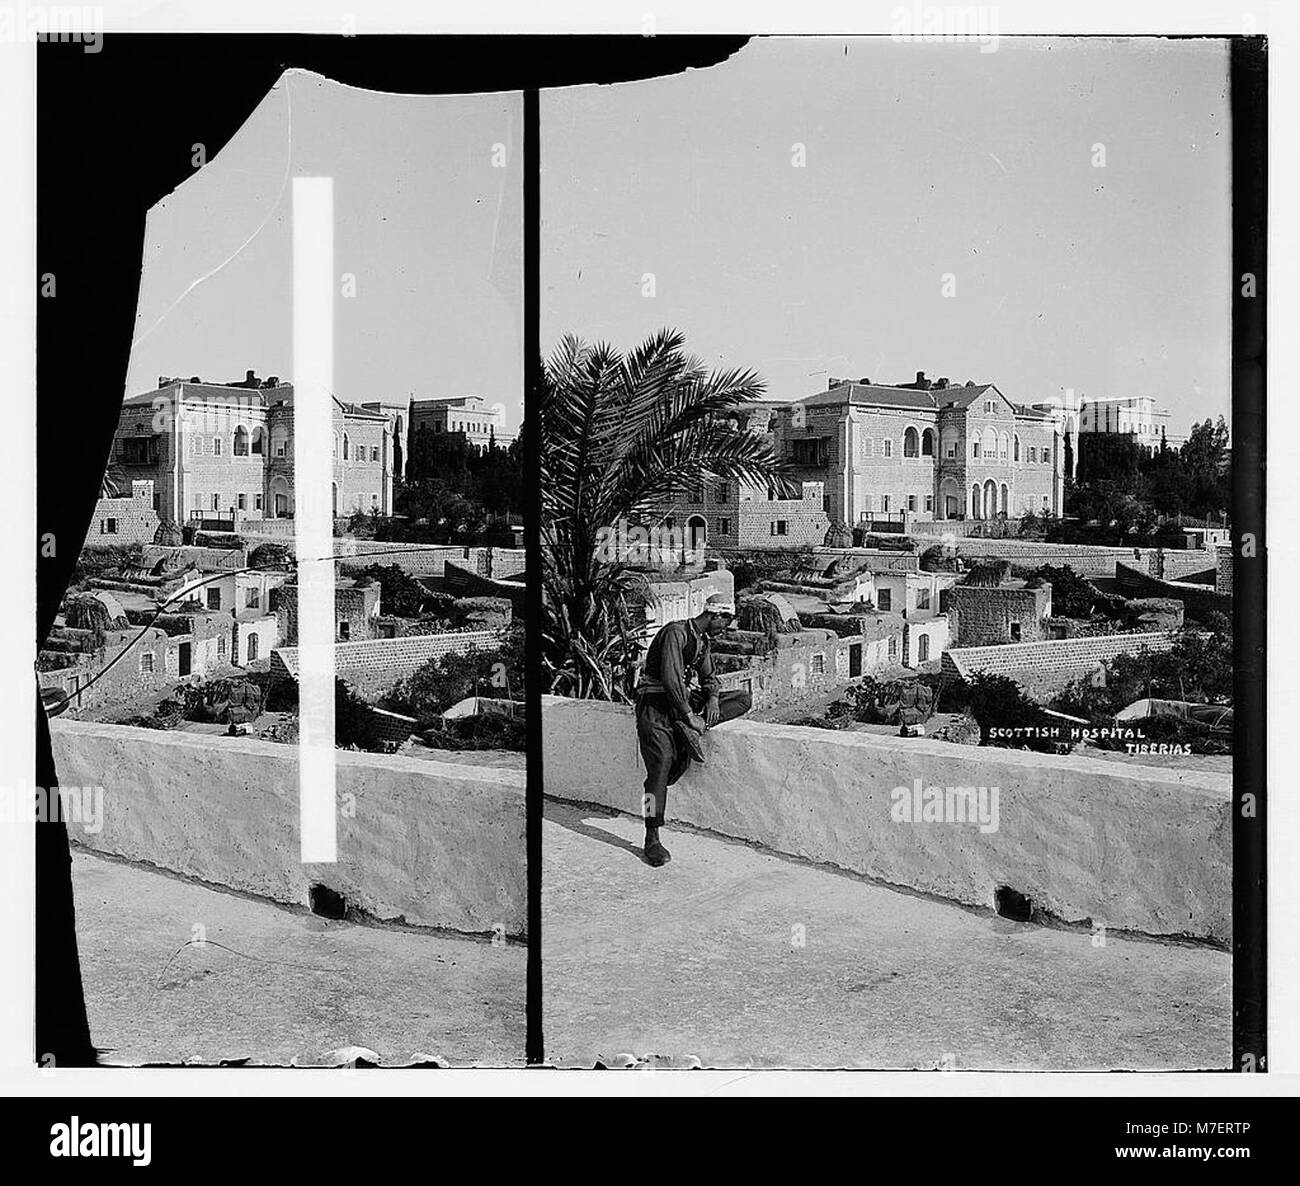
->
[915,370,930,389]
[935,377,949,390]
[265,376,280,388]
[245,369,257,387]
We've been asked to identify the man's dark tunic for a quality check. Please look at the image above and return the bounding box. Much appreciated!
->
[634,618,751,826]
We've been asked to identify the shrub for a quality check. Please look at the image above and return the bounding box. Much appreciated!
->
[421,713,526,752]
[919,543,960,573]
[961,672,1073,752]
[381,624,525,725]
[335,678,388,752]
[355,563,431,618]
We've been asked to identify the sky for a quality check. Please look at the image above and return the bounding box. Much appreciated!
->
[541,36,1232,437]
[128,73,523,427]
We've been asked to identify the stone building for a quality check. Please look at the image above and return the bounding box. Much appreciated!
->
[408,395,517,454]
[86,481,160,544]
[653,478,830,553]
[272,578,382,645]
[945,580,1053,646]
[641,565,736,643]
[775,372,1065,526]
[1077,394,1170,446]
[109,372,395,525]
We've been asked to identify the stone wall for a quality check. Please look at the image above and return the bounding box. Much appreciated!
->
[736,493,829,548]
[86,491,160,545]
[1114,563,1232,624]
[335,542,528,580]
[489,548,527,579]
[942,630,1179,698]
[946,583,1051,646]
[540,697,1230,943]
[272,629,504,699]
[443,561,526,613]
[906,534,1209,580]
[39,626,178,713]
[50,720,525,936]
[1216,544,1233,594]
[813,546,920,573]
[272,581,381,645]
[141,544,249,572]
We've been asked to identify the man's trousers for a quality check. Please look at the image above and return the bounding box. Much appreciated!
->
[635,686,753,827]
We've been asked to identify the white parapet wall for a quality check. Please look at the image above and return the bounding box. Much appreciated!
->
[51,720,525,937]
[541,696,1230,944]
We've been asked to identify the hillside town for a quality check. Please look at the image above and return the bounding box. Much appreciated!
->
[608,374,1232,769]
[41,370,526,762]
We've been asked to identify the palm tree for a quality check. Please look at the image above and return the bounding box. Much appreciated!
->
[99,464,127,499]
[540,328,793,700]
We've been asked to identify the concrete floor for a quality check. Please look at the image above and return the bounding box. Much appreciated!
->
[71,849,525,1066]
[543,800,1232,1070]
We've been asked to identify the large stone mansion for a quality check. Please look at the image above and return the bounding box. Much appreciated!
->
[777,371,1066,528]
[110,372,406,524]
[652,371,1067,551]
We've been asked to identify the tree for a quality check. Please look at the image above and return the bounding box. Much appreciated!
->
[1026,564,1095,618]
[1054,625,1233,719]
[354,563,430,618]
[540,328,792,699]
[1179,416,1231,521]
[98,463,127,499]
[381,624,525,723]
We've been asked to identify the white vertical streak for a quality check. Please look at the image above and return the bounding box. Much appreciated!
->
[0,35,35,1069]
[293,177,336,864]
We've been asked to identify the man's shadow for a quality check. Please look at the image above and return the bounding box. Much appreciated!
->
[544,798,653,864]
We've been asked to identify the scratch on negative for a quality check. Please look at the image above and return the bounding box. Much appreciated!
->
[131,74,296,350]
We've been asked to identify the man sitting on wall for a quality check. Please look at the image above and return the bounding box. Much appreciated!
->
[634,593,752,867]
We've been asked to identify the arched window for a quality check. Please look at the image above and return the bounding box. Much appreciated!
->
[982,427,998,459]
[251,426,264,455]
[971,484,982,519]
[999,431,1010,461]
[1001,483,1009,516]
[903,426,919,458]
[921,428,935,457]
[342,433,350,461]
[233,426,249,456]
[1013,434,1020,462]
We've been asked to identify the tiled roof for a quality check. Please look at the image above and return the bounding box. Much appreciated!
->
[800,380,1012,413]
[800,383,939,411]
[932,383,996,409]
